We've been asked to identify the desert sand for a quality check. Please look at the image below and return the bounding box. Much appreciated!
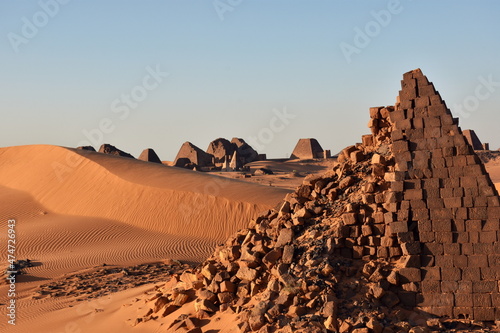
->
[0,144,289,333]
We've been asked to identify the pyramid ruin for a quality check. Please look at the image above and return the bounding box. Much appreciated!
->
[138,148,162,163]
[144,69,499,331]
[174,141,214,168]
[290,138,326,159]
[207,138,237,165]
[76,145,96,152]
[463,129,489,151]
[231,137,259,164]
[98,144,134,158]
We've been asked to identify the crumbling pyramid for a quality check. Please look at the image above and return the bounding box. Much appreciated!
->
[98,144,134,158]
[146,69,499,331]
[174,141,213,168]
[382,68,499,321]
[138,148,162,163]
[232,137,259,164]
[290,138,325,159]
[463,129,488,151]
[207,138,237,165]
[76,145,96,152]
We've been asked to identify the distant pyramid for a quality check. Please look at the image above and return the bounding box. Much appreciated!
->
[98,144,134,158]
[138,148,162,164]
[174,142,213,168]
[76,146,96,152]
[290,138,325,159]
[231,137,259,164]
[207,138,237,165]
[462,129,487,150]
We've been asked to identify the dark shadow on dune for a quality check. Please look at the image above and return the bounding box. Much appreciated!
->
[15,274,50,283]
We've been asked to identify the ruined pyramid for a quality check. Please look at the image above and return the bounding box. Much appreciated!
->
[145,69,499,331]
[174,141,213,168]
[98,143,134,158]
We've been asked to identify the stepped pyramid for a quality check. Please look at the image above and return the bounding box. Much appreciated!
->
[146,69,499,331]
[138,148,162,163]
[383,68,499,320]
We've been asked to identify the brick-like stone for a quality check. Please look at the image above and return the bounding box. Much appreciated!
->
[432,219,452,232]
[398,268,421,283]
[441,267,461,281]
[473,307,495,321]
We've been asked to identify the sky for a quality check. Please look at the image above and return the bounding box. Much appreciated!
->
[1,0,499,160]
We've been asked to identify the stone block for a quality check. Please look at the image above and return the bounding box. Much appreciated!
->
[392,140,408,153]
[419,231,435,243]
[455,294,473,307]
[415,96,430,108]
[432,219,452,232]
[479,231,497,243]
[443,243,460,255]
[434,255,453,268]
[472,281,497,293]
[469,207,488,220]
[428,104,448,117]
[453,255,468,268]
[441,281,458,292]
[430,208,453,220]
[473,294,492,307]
[441,267,461,281]
[443,197,462,208]
[398,268,421,283]
[422,267,440,280]
[422,243,443,255]
[419,84,435,96]
[473,307,495,321]
[435,232,453,243]
[462,267,481,281]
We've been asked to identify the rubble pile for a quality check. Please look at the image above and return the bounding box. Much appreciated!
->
[139,69,499,332]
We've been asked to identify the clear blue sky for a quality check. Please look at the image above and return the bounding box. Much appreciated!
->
[1,0,499,159]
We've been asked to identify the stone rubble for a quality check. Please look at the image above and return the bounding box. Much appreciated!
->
[136,69,500,332]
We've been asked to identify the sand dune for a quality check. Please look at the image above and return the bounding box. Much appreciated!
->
[0,145,289,241]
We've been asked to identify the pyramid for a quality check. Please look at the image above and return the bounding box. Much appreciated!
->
[207,138,237,165]
[382,68,499,320]
[138,148,162,163]
[174,141,213,168]
[231,137,259,164]
[98,144,134,158]
[462,129,487,151]
[147,69,500,330]
[290,138,325,159]
[76,145,96,152]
